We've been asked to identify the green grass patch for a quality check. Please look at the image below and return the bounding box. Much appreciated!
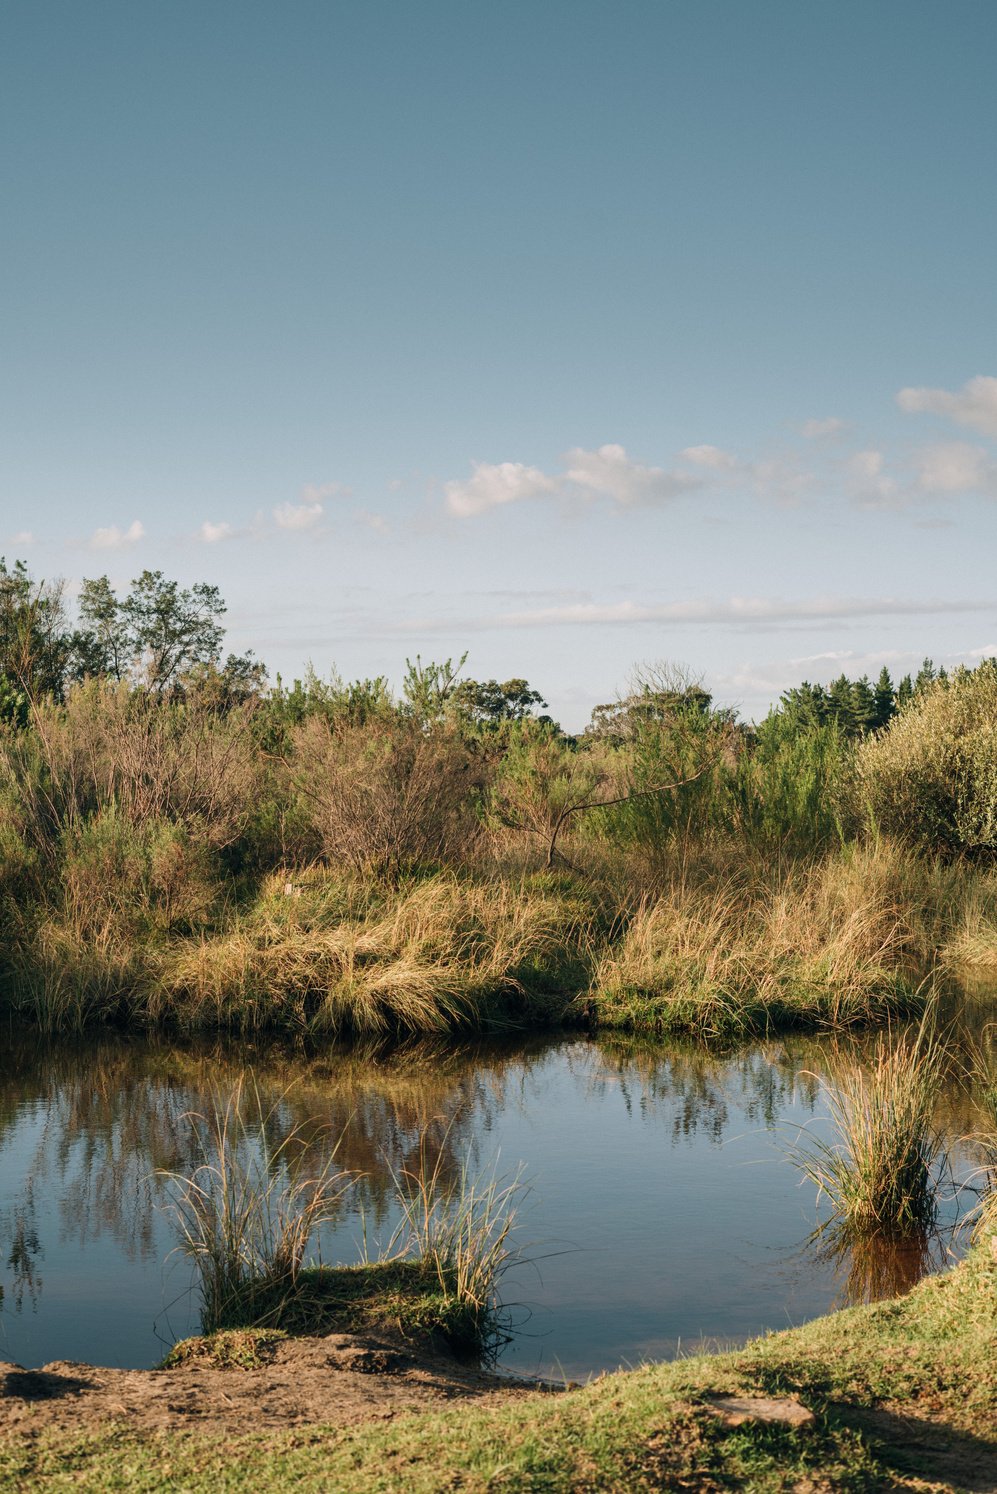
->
[5,1237,996,1490]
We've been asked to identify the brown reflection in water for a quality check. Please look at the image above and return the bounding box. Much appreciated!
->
[812,1223,945,1308]
[0,1031,563,1283]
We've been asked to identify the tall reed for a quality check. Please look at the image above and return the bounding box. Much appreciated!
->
[792,1023,946,1238]
[378,1132,527,1361]
[160,1076,352,1332]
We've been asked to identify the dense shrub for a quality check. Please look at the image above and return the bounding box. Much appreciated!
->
[858,662,997,855]
[291,716,485,878]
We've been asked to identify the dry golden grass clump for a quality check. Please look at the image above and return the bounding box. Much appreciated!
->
[586,849,918,1038]
[790,1023,946,1239]
[152,869,599,1035]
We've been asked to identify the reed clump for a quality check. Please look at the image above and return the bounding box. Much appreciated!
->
[161,1078,526,1360]
[161,1076,353,1333]
[154,869,599,1035]
[381,1135,527,1361]
[792,1025,946,1239]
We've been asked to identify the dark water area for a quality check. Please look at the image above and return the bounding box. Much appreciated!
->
[0,1015,991,1381]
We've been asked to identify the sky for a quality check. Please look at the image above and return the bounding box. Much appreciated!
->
[3,0,997,728]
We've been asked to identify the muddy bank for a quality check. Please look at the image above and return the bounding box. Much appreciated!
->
[0,1329,551,1439]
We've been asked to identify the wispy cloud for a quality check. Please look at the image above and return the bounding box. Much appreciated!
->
[847,449,901,507]
[915,441,997,495]
[679,444,737,468]
[436,376,997,525]
[897,374,997,438]
[397,593,992,634]
[444,445,699,516]
[494,595,988,629]
[801,416,845,440]
[302,481,350,504]
[354,509,390,535]
[89,519,144,550]
[563,444,700,505]
[199,520,237,543]
[8,530,34,546]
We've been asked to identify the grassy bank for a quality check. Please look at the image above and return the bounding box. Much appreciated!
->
[160,1258,491,1367]
[6,660,997,1041]
[4,1230,995,1490]
[8,842,997,1039]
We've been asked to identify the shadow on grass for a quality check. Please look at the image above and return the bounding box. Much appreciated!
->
[835,1403,997,1492]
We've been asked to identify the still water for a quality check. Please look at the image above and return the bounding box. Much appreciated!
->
[0,1025,988,1380]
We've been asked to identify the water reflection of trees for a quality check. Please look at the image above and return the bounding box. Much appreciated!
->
[2,989,996,1317]
[588,1035,825,1142]
[0,1032,565,1300]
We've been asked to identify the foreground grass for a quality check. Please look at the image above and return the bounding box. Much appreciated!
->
[4,1237,996,1491]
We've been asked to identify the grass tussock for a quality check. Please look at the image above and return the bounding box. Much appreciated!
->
[155,870,599,1036]
[3,869,600,1036]
[791,1022,946,1239]
[161,1075,353,1333]
[161,1077,526,1360]
[381,1134,526,1361]
[586,847,920,1038]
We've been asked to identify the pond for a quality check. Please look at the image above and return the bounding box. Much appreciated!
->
[0,1016,991,1381]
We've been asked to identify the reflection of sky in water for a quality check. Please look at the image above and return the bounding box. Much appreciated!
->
[0,1030,985,1379]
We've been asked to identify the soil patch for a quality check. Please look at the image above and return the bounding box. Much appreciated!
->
[0,1329,546,1439]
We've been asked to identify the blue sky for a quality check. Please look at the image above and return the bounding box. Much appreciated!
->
[3,0,997,726]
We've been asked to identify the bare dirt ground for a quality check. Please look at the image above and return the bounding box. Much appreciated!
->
[0,1330,545,1439]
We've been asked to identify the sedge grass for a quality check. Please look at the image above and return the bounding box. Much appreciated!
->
[160,1075,353,1333]
[376,1130,527,1362]
[160,1079,526,1360]
[791,1022,947,1240]
[587,851,919,1038]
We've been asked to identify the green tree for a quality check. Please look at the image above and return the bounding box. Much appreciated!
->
[872,667,895,730]
[75,570,231,691]
[0,557,70,704]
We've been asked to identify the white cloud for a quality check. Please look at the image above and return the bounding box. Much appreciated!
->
[916,442,994,494]
[274,500,324,530]
[399,593,990,635]
[494,595,982,629]
[89,519,144,550]
[199,520,236,543]
[9,530,34,546]
[679,444,736,468]
[848,449,901,507]
[302,481,350,504]
[355,509,390,535]
[747,455,814,506]
[801,417,845,439]
[444,461,557,517]
[897,375,997,437]
[563,444,699,505]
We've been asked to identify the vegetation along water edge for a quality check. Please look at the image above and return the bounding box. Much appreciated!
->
[5,561,997,1041]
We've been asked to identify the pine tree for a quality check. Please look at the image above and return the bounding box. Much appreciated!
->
[872,666,895,729]
[849,675,878,735]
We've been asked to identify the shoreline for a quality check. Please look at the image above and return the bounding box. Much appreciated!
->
[2,1239,994,1490]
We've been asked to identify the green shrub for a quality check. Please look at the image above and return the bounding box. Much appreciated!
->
[858,661,997,855]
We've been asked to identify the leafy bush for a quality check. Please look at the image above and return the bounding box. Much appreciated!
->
[291,716,485,878]
[858,661,997,855]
